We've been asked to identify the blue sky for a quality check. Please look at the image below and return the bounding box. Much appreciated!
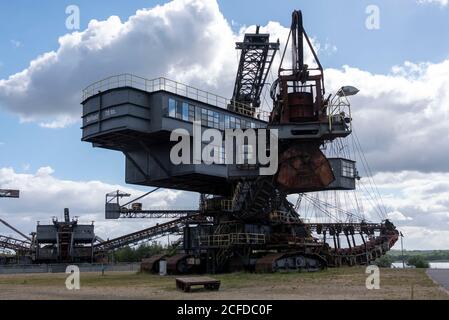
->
[0,0,448,184]
[1,0,449,248]
[1,0,448,79]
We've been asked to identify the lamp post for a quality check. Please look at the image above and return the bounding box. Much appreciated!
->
[336,86,360,97]
[400,231,405,268]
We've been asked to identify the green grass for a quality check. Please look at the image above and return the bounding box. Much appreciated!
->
[0,267,447,299]
[0,268,348,288]
[0,267,444,296]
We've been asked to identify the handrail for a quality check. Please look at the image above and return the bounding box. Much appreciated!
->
[198,233,266,247]
[82,74,270,121]
[327,94,352,132]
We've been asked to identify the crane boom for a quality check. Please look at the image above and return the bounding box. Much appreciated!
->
[0,189,20,198]
[230,26,279,116]
[0,218,31,241]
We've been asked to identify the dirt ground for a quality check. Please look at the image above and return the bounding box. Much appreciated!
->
[0,267,447,300]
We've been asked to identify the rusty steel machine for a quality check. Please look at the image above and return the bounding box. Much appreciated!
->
[0,206,100,264]
[81,10,399,273]
[33,208,97,263]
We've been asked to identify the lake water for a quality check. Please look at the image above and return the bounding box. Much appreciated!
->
[392,261,449,269]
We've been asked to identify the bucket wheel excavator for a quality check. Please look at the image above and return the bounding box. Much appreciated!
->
[81,10,399,273]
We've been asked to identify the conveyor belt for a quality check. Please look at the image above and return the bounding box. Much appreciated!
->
[0,235,31,252]
[94,214,205,252]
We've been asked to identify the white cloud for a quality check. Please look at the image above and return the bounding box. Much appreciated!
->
[0,0,323,128]
[0,167,197,241]
[10,40,22,48]
[400,226,449,250]
[0,0,237,127]
[417,0,448,7]
[325,60,449,173]
[0,0,448,174]
[387,210,413,221]
[2,166,449,250]
[372,171,449,249]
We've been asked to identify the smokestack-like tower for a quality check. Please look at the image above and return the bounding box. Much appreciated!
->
[64,208,70,223]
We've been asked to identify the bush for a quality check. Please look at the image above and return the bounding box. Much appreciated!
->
[407,255,430,268]
[375,255,394,268]
[113,242,164,262]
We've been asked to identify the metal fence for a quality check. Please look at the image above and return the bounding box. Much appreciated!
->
[0,262,140,274]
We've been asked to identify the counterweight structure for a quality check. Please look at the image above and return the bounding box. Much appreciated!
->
[80,10,399,273]
[34,209,96,262]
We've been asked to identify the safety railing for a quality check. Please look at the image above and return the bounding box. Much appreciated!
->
[220,200,234,212]
[82,74,270,121]
[198,233,266,247]
[269,210,301,224]
[327,94,352,133]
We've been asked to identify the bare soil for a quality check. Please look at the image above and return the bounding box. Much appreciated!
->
[0,267,447,300]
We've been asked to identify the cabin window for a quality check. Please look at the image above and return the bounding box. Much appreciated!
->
[201,108,208,126]
[182,102,189,121]
[341,160,355,178]
[168,98,176,117]
[213,111,219,129]
[219,114,225,130]
[225,115,230,129]
[195,106,201,122]
[188,105,195,122]
[167,97,264,131]
[207,109,213,127]
[235,118,241,129]
[176,100,182,119]
[230,116,236,129]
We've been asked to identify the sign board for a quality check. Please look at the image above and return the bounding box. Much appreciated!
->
[0,189,20,198]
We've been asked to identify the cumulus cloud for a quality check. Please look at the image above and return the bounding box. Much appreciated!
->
[387,211,413,222]
[0,0,323,128]
[374,171,449,228]
[0,167,197,241]
[371,170,449,249]
[2,166,449,249]
[326,60,449,173]
[291,169,449,249]
[0,0,237,127]
[0,0,448,175]
[417,0,448,7]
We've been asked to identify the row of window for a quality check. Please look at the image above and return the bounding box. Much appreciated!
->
[341,160,355,178]
[191,145,255,165]
[168,98,262,130]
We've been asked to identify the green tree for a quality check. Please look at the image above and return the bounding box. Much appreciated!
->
[407,255,430,268]
[113,242,166,262]
[375,255,394,268]
[114,246,136,262]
